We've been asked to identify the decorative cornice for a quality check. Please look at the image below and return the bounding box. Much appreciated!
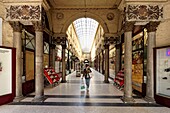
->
[9,21,22,32]
[5,4,41,21]
[126,4,163,21]
[146,21,160,32]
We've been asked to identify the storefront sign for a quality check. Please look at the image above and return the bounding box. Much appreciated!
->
[0,48,12,96]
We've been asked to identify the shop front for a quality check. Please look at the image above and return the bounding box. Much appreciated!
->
[154,46,170,107]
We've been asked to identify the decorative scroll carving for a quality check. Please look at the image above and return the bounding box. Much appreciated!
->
[146,21,160,32]
[9,21,22,32]
[126,5,163,21]
[6,5,41,21]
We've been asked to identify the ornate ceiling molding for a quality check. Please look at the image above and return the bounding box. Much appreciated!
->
[5,4,41,21]
[126,4,163,21]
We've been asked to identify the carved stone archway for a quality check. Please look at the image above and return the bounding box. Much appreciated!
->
[61,11,109,33]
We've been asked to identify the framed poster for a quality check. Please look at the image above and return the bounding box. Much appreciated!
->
[0,48,12,96]
[0,46,16,105]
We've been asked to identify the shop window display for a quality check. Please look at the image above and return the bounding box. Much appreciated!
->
[132,29,147,96]
[155,47,170,97]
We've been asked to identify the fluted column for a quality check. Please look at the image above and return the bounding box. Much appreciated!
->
[122,22,135,103]
[61,38,67,83]
[33,21,44,102]
[115,44,121,75]
[104,38,110,83]
[10,22,23,101]
[145,22,160,103]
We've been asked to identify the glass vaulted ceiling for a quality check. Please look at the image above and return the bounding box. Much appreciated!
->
[73,18,99,53]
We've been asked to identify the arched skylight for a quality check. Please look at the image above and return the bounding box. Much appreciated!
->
[73,18,99,53]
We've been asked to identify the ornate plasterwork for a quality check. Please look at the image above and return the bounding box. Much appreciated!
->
[123,21,135,32]
[5,5,41,21]
[146,21,160,32]
[126,5,163,21]
[32,21,44,32]
[56,12,64,20]
[107,13,114,21]
[9,21,22,32]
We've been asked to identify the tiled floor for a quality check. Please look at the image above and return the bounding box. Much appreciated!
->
[0,69,170,113]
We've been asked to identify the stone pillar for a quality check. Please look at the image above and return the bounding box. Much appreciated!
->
[102,50,104,74]
[145,22,160,103]
[61,38,67,83]
[121,22,135,103]
[33,21,44,102]
[10,22,23,101]
[115,44,121,75]
[104,38,110,83]
[67,50,71,73]
[50,44,56,68]
[99,54,101,72]
[74,61,76,71]
[97,55,99,71]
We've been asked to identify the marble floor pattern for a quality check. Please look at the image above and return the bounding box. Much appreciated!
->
[0,69,170,113]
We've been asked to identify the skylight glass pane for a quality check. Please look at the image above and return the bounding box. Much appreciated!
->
[73,18,98,53]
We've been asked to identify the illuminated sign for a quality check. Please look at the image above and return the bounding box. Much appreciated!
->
[166,49,170,56]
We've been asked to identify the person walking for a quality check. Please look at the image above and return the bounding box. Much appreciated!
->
[82,64,92,91]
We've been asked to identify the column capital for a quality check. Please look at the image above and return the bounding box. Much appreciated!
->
[50,44,56,49]
[146,21,160,32]
[123,21,135,32]
[115,44,121,49]
[32,21,45,32]
[9,21,22,32]
[104,37,110,48]
[61,37,67,49]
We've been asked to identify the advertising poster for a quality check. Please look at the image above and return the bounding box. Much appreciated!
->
[0,48,12,96]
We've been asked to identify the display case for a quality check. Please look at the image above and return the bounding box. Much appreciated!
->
[44,67,61,86]
[154,46,170,108]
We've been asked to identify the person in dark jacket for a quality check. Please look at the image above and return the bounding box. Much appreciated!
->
[82,64,92,91]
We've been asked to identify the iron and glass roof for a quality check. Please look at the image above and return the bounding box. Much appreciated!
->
[73,18,98,53]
